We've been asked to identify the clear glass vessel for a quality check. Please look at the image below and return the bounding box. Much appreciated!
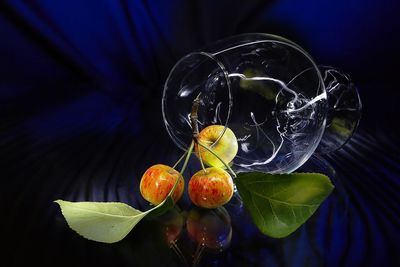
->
[162,33,361,173]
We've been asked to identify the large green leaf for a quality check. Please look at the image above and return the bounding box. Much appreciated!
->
[235,172,334,238]
[55,200,152,243]
[55,196,174,243]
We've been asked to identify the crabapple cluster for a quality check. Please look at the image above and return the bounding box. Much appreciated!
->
[140,125,238,208]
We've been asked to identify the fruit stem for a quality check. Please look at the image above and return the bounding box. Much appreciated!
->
[197,141,237,178]
[190,93,207,173]
[196,141,207,173]
[190,93,202,138]
[168,141,194,197]
[172,150,188,169]
[180,140,194,175]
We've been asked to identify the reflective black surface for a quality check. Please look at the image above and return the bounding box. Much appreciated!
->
[2,113,399,266]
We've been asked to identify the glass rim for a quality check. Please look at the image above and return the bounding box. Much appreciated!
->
[162,51,233,151]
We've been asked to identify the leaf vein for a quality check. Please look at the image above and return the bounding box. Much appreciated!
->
[60,204,144,218]
[250,191,319,207]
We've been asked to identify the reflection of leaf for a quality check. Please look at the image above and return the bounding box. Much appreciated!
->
[330,117,353,137]
[235,172,334,238]
[239,68,277,100]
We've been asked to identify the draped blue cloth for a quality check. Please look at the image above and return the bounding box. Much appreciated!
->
[1,1,399,266]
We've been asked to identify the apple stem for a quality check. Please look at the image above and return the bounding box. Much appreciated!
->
[168,140,194,198]
[196,141,207,173]
[172,150,188,169]
[190,93,207,173]
[190,93,202,138]
[197,141,237,178]
[180,140,194,176]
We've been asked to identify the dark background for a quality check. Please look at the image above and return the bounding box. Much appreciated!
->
[1,0,399,266]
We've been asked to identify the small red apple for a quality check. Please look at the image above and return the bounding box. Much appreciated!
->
[140,164,184,205]
[188,167,234,208]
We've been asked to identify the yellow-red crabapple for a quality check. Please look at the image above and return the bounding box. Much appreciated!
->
[195,125,238,168]
[140,164,184,205]
[188,167,234,209]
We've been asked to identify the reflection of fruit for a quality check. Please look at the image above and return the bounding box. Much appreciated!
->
[188,167,234,208]
[158,209,185,244]
[186,206,232,251]
[140,164,184,205]
[195,125,238,168]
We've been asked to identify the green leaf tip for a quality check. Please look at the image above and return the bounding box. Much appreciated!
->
[235,172,334,238]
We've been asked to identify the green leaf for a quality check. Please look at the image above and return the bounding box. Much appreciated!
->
[55,200,151,243]
[54,171,184,243]
[55,196,177,243]
[235,172,334,238]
